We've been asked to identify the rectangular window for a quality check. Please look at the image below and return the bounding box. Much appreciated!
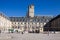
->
[18,22,19,24]
[15,22,16,24]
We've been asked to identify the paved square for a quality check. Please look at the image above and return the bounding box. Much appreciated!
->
[0,33,60,40]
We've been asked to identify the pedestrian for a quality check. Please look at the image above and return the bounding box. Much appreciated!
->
[0,30,1,33]
[22,32,23,34]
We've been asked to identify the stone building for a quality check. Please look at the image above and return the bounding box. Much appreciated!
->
[44,15,60,31]
[0,13,12,32]
[9,16,52,33]
[0,4,53,33]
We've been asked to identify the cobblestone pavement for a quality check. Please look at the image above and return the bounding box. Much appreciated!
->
[0,33,60,40]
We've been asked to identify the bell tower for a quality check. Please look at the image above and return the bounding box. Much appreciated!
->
[27,4,34,18]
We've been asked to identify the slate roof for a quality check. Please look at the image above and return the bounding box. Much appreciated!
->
[9,16,53,23]
[49,14,60,22]
[0,13,10,20]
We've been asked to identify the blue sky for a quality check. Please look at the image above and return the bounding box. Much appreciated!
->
[0,0,60,16]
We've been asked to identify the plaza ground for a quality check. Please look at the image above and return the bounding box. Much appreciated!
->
[0,33,60,40]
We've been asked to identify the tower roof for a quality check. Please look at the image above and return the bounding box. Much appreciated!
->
[28,4,34,7]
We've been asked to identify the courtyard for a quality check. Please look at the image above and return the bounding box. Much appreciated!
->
[0,33,60,40]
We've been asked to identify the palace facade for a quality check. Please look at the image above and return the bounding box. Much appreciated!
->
[0,4,53,33]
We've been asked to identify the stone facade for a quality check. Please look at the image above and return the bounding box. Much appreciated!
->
[0,13,12,32]
[27,4,34,18]
[9,16,52,33]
